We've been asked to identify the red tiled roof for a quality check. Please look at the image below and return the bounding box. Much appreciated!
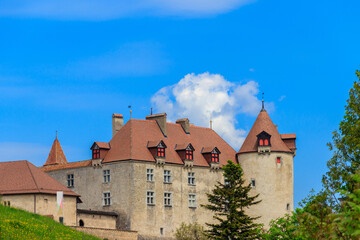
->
[40,160,92,172]
[103,119,236,167]
[94,142,110,149]
[0,160,79,197]
[43,137,68,166]
[238,111,293,154]
[280,133,296,139]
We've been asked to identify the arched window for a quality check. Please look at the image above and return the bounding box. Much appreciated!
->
[264,139,269,146]
[79,219,84,227]
[259,139,264,146]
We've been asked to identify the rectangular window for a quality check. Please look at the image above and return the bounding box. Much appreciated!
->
[92,149,100,159]
[211,153,219,163]
[103,192,111,206]
[164,170,171,183]
[104,170,110,183]
[147,168,154,182]
[188,172,195,185]
[185,150,193,160]
[277,157,281,164]
[147,191,155,205]
[67,174,74,187]
[251,179,256,188]
[164,192,172,207]
[188,194,196,208]
[157,148,165,158]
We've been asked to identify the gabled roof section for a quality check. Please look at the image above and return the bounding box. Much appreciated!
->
[91,141,110,150]
[44,137,68,166]
[147,140,167,149]
[0,160,79,197]
[202,146,221,154]
[175,143,195,151]
[238,111,293,153]
[103,119,236,167]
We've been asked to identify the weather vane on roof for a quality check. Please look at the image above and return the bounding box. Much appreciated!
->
[261,92,265,112]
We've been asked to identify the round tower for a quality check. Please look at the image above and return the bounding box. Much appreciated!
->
[237,104,296,228]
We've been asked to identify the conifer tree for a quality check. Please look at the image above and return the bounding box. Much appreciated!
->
[202,160,262,240]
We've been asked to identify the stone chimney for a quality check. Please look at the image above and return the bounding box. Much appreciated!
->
[112,113,123,137]
[146,113,167,137]
[176,118,190,134]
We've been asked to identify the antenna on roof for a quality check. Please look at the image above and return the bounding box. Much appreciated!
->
[261,92,265,112]
[151,107,153,115]
[56,130,58,139]
[210,113,213,129]
[128,105,132,119]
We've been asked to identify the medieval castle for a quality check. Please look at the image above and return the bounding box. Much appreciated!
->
[39,103,296,239]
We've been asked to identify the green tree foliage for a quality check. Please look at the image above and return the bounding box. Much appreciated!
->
[335,174,360,239]
[202,160,262,240]
[175,222,208,240]
[323,69,360,208]
[264,69,360,240]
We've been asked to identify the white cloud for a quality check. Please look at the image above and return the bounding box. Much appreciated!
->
[279,95,286,101]
[151,72,272,149]
[0,0,254,20]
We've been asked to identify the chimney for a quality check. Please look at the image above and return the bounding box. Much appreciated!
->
[176,118,190,134]
[112,113,123,137]
[146,113,167,137]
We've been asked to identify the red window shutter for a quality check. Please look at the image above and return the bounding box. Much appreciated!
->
[264,139,269,146]
[259,139,264,146]
[277,157,281,164]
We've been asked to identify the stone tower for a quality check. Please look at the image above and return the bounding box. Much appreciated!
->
[237,105,296,228]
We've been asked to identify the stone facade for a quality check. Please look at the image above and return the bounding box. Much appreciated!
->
[77,212,117,229]
[1,194,77,226]
[72,227,138,240]
[237,151,294,228]
[47,161,225,238]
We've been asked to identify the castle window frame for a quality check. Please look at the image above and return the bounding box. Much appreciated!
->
[147,191,155,205]
[276,156,282,168]
[67,174,74,188]
[188,194,197,208]
[164,170,171,183]
[147,168,154,182]
[211,153,219,163]
[92,148,100,159]
[257,131,271,147]
[164,192,172,207]
[103,170,110,183]
[251,179,256,188]
[185,150,193,160]
[188,172,195,185]
[286,203,290,211]
[157,147,165,158]
[103,192,111,206]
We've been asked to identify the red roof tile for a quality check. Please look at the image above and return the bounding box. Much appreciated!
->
[238,111,293,154]
[43,137,68,166]
[103,119,236,167]
[40,160,92,172]
[94,142,110,149]
[0,160,79,197]
[280,133,296,139]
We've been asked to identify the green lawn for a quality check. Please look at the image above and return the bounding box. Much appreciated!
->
[0,204,100,240]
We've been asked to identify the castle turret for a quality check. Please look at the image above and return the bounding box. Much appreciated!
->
[44,134,68,166]
[237,106,296,228]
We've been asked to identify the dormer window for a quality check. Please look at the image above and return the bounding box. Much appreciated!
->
[257,131,271,147]
[185,150,193,160]
[157,147,165,158]
[211,153,219,163]
[92,149,100,159]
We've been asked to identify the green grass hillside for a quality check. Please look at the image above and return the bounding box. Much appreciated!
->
[0,204,99,240]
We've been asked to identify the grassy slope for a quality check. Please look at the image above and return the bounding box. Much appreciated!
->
[0,204,99,240]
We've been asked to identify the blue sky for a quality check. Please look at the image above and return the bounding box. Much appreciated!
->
[0,0,359,206]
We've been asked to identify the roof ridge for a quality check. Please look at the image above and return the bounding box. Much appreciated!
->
[26,161,40,193]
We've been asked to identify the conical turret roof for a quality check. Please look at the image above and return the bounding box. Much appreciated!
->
[238,110,292,153]
[44,137,68,166]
